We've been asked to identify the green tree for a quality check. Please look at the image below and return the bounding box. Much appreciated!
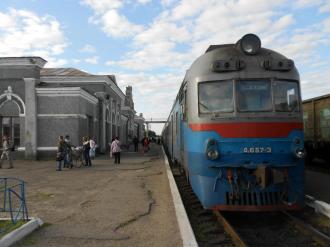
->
[147,130,156,138]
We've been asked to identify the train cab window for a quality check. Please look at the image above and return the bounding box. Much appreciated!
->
[236,80,272,112]
[273,81,299,112]
[198,80,233,114]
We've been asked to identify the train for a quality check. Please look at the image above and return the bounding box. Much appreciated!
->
[162,34,305,211]
[303,94,330,166]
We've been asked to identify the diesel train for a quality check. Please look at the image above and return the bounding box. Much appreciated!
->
[163,34,305,211]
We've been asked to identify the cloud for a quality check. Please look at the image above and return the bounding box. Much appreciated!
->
[293,0,322,8]
[80,44,96,53]
[323,18,330,33]
[161,0,178,7]
[80,0,123,14]
[114,72,182,115]
[105,1,297,72]
[45,58,68,67]
[85,56,99,64]
[136,0,152,4]
[301,67,330,99]
[97,9,143,38]
[0,8,67,66]
[98,0,330,122]
[115,72,183,134]
[72,59,81,64]
[82,0,144,38]
[319,1,330,12]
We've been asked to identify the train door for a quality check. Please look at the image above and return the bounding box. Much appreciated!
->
[179,83,187,172]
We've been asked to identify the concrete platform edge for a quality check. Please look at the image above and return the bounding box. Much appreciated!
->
[0,217,44,247]
[162,147,198,247]
[305,195,330,218]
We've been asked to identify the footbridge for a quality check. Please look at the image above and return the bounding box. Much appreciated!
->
[144,118,167,124]
[144,118,167,136]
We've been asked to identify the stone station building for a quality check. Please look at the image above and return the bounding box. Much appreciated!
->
[0,57,144,159]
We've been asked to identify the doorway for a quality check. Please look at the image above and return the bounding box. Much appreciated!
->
[0,116,20,147]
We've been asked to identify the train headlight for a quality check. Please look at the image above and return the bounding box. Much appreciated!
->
[294,148,305,159]
[240,33,261,55]
[207,150,219,160]
[205,139,220,160]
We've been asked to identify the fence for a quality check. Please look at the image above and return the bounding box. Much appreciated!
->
[0,177,28,233]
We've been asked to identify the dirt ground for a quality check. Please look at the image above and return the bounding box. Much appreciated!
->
[1,144,182,247]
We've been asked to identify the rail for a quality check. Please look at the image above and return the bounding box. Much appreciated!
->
[214,210,330,247]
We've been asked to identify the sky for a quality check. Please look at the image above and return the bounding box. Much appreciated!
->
[0,0,330,134]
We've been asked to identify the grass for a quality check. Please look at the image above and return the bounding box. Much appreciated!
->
[0,220,26,238]
[14,222,51,246]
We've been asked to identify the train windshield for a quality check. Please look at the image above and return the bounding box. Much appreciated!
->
[273,80,299,112]
[198,80,233,114]
[237,80,272,112]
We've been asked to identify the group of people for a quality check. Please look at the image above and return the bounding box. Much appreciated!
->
[0,133,153,171]
[56,135,153,169]
[0,135,14,169]
[132,136,150,153]
[56,135,96,171]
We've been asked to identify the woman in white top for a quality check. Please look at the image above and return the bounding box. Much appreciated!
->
[110,137,121,164]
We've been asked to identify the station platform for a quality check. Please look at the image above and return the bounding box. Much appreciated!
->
[305,169,330,204]
[1,144,185,247]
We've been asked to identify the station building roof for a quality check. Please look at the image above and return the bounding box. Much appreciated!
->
[41,68,92,77]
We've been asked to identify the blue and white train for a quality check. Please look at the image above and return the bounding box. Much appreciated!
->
[163,34,305,211]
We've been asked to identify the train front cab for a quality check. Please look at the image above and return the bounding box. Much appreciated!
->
[184,36,305,211]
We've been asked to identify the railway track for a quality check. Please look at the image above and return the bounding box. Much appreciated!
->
[173,167,234,246]
[171,164,330,247]
[215,210,330,247]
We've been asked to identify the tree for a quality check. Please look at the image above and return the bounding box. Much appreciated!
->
[146,130,156,138]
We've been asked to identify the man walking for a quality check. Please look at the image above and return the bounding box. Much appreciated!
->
[133,136,139,152]
[0,135,13,169]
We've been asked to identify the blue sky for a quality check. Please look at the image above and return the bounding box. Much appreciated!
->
[0,0,330,134]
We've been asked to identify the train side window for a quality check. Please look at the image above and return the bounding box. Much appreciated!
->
[182,90,188,121]
[176,112,179,135]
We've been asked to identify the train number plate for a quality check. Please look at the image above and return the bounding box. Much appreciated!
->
[243,147,272,153]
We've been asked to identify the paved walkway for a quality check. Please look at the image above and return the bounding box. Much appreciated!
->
[1,144,182,247]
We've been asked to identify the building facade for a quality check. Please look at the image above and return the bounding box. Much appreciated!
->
[121,86,145,145]
[0,57,144,159]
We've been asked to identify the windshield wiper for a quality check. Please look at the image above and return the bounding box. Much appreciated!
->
[199,102,217,118]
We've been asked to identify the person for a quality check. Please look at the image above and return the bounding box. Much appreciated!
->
[89,137,96,159]
[133,136,139,152]
[64,135,74,168]
[83,136,92,167]
[142,137,149,153]
[0,135,13,169]
[56,136,65,171]
[111,136,121,164]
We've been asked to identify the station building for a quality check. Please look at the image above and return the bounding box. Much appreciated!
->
[0,57,144,159]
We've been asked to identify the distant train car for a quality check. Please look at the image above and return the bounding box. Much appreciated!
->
[163,34,305,211]
[303,94,330,165]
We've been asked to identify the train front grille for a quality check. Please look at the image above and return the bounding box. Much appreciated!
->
[225,191,286,206]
